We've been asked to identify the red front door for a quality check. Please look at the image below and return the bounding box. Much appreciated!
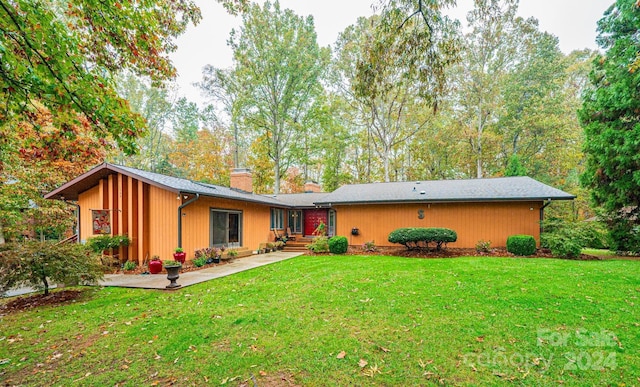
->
[304,209,328,236]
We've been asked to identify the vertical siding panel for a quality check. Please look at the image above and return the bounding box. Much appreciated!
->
[148,186,179,261]
[120,175,129,262]
[335,201,541,248]
[181,197,271,259]
[130,178,140,264]
[78,186,100,243]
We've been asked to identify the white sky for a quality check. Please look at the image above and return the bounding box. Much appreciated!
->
[169,0,613,106]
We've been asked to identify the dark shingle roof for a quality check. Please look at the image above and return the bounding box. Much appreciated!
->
[271,193,329,207]
[314,177,575,205]
[45,163,287,206]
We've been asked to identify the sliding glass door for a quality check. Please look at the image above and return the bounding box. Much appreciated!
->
[211,209,242,247]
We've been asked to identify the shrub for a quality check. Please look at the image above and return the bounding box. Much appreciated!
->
[363,240,377,252]
[328,236,348,254]
[541,218,607,258]
[476,239,491,253]
[193,256,207,267]
[506,235,537,256]
[123,261,137,271]
[0,241,104,296]
[306,236,329,253]
[388,227,457,250]
[87,234,131,253]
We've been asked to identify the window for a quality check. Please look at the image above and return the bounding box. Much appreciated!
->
[270,208,284,229]
[328,210,336,237]
[288,210,302,233]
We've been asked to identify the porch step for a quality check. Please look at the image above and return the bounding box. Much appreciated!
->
[283,240,310,252]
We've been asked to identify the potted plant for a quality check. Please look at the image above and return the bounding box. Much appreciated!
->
[163,260,182,289]
[211,248,221,264]
[149,255,162,274]
[266,242,275,253]
[173,247,186,263]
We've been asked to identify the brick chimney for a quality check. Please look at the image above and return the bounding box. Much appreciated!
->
[304,181,322,193]
[230,168,253,193]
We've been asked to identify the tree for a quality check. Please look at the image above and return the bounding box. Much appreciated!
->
[0,0,201,155]
[199,67,246,168]
[228,1,329,194]
[0,0,200,242]
[579,0,640,251]
[0,103,106,242]
[333,11,458,182]
[453,0,521,178]
[110,74,176,173]
[504,154,527,176]
[0,242,104,296]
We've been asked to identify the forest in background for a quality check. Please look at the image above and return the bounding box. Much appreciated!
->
[1,0,637,251]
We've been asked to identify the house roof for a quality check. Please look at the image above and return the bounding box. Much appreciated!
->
[271,192,330,208]
[44,163,287,207]
[314,177,575,205]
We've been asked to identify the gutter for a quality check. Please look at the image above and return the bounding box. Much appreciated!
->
[540,199,552,235]
[178,193,200,249]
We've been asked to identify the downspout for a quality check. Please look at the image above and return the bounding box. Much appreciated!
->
[540,199,552,236]
[64,200,80,243]
[178,193,200,249]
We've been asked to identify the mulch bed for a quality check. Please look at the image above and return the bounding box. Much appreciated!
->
[343,246,601,260]
[0,289,85,316]
[110,258,236,275]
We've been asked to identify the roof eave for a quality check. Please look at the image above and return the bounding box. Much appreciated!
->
[315,196,576,206]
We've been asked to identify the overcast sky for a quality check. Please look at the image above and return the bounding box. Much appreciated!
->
[169,0,613,106]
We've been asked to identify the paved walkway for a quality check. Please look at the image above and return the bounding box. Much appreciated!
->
[101,251,303,290]
[3,251,304,297]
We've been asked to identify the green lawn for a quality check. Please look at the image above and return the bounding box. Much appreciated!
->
[1,256,638,386]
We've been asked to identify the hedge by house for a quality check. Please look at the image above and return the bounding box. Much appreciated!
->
[388,227,457,251]
[506,235,536,256]
[328,236,348,254]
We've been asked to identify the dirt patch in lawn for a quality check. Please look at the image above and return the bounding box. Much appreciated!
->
[0,289,85,316]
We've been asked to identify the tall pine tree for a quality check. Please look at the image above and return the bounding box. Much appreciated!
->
[580,0,640,251]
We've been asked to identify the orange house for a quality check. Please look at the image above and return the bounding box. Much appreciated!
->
[45,163,574,264]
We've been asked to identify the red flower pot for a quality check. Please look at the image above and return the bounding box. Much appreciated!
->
[149,259,163,274]
[173,252,186,263]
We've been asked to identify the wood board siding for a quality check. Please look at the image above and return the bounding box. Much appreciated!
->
[148,185,179,262]
[334,201,542,248]
[181,196,271,258]
[78,185,100,243]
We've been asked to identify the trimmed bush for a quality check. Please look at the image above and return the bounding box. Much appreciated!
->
[506,235,536,256]
[328,236,348,254]
[388,227,457,250]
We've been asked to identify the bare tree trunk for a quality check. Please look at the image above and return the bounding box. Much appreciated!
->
[274,158,280,195]
[0,219,5,244]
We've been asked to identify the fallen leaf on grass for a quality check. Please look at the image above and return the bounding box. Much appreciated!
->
[476,336,484,342]
[336,351,346,359]
[259,370,267,376]
[358,359,368,368]
[379,346,390,353]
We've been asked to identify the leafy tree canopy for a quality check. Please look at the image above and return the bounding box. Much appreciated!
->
[579,0,640,251]
[0,0,201,154]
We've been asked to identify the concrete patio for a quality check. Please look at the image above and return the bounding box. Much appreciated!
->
[101,251,304,290]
